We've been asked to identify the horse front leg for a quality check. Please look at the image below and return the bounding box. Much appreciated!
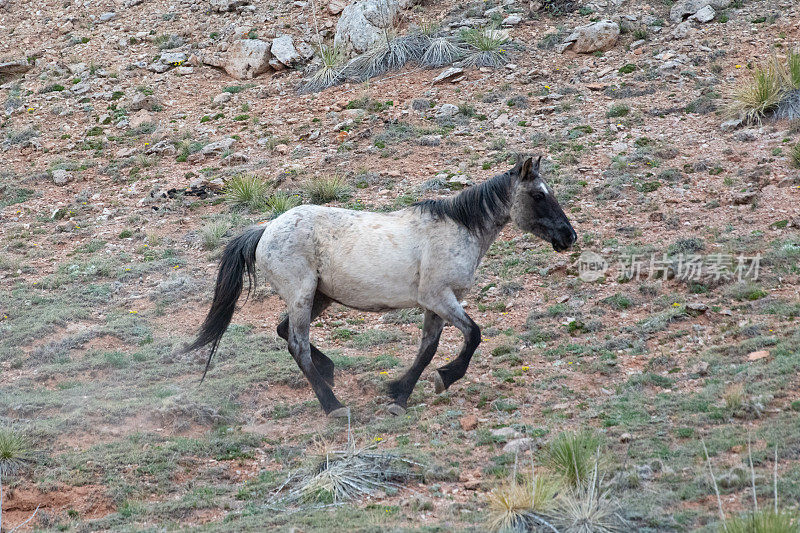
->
[422,291,481,394]
[387,310,444,415]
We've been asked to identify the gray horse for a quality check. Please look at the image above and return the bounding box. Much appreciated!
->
[187,156,577,417]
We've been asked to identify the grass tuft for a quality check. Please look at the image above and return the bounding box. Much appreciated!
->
[461,27,509,68]
[729,64,785,124]
[200,219,231,250]
[266,191,301,216]
[0,429,31,477]
[720,509,799,533]
[546,431,604,488]
[303,175,351,204]
[224,174,271,211]
[553,458,625,533]
[487,475,560,532]
[791,142,800,168]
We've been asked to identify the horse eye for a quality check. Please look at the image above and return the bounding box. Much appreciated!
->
[529,191,545,201]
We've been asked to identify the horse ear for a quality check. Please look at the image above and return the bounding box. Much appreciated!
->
[533,155,542,175]
[520,157,534,181]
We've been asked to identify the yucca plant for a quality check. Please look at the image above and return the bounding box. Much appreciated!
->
[729,64,785,124]
[780,49,800,89]
[267,190,301,216]
[546,431,604,488]
[421,37,466,68]
[461,26,509,68]
[299,43,344,94]
[343,33,425,82]
[224,174,271,211]
[553,458,625,533]
[303,175,351,204]
[487,475,561,532]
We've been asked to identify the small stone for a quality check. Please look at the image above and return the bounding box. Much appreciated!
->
[620,432,632,443]
[99,11,116,21]
[721,117,743,131]
[214,92,233,105]
[275,143,290,155]
[490,427,522,439]
[502,437,538,454]
[502,14,522,25]
[691,361,710,375]
[493,113,511,127]
[432,67,464,85]
[690,5,715,22]
[747,350,770,361]
[130,93,162,112]
[436,103,459,118]
[52,169,71,185]
[201,137,236,156]
[328,0,346,14]
[459,415,478,431]
[271,35,302,67]
[686,302,708,316]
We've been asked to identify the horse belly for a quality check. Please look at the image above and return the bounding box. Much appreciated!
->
[317,249,420,311]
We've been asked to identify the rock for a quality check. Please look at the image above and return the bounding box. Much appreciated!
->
[411,98,432,111]
[690,5,716,22]
[201,137,236,156]
[502,438,538,454]
[493,113,511,127]
[52,169,71,185]
[502,14,522,25]
[129,110,154,129]
[274,143,290,155]
[224,39,273,79]
[747,350,770,361]
[686,302,708,316]
[214,92,233,105]
[490,427,522,439]
[210,0,250,11]
[448,175,473,188]
[334,0,400,55]
[99,11,116,21]
[436,103,459,118]
[0,59,33,80]
[620,432,632,443]
[328,0,346,13]
[670,0,730,22]
[691,361,710,375]
[160,52,187,66]
[721,117,743,131]
[732,190,757,205]
[432,67,464,84]
[271,35,302,67]
[560,20,620,54]
[130,93,162,112]
[418,134,441,146]
[670,21,694,39]
[459,415,478,431]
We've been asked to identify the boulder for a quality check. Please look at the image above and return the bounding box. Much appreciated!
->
[130,93,163,112]
[270,35,302,68]
[670,0,730,22]
[560,20,620,54]
[52,169,71,185]
[502,437,538,454]
[224,39,272,79]
[435,103,459,118]
[334,0,399,55]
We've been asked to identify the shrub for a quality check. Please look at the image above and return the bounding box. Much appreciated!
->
[729,63,785,124]
[266,191,301,216]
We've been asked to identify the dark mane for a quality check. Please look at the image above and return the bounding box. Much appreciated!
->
[414,171,515,233]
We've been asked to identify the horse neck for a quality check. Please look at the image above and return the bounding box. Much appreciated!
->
[474,173,520,256]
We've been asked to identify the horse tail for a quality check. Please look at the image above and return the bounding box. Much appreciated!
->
[185,225,267,383]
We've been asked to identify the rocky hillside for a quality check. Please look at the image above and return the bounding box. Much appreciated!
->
[1,0,800,530]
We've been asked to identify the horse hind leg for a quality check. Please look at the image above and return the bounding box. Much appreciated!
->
[387,310,444,415]
[277,293,335,386]
[284,286,347,417]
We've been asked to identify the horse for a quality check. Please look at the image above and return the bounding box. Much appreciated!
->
[187,156,577,417]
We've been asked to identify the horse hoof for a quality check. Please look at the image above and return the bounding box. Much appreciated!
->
[387,403,406,416]
[431,371,446,394]
[328,407,350,419]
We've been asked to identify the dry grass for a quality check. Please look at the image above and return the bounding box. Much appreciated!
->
[303,175,351,204]
[487,475,561,532]
[729,64,785,124]
[224,174,271,211]
[552,458,625,533]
